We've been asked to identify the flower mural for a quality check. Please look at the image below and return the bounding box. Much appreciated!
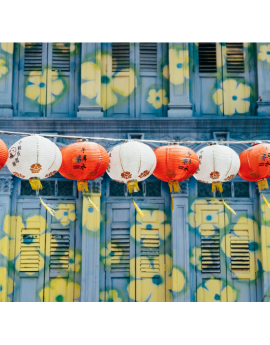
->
[0,267,14,302]
[258,44,270,63]
[68,249,82,272]
[147,89,168,109]
[196,278,237,302]
[0,43,13,54]
[163,49,189,85]
[55,204,76,226]
[213,79,251,115]
[100,242,122,267]
[0,58,8,79]
[40,277,80,302]
[81,54,136,110]
[99,289,122,302]
[25,69,65,105]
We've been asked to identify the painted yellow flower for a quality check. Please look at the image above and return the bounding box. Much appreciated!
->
[213,79,251,116]
[69,249,82,272]
[0,267,14,302]
[55,204,76,226]
[163,49,189,85]
[81,54,136,110]
[131,209,170,241]
[0,59,8,79]
[147,89,168,109]
[99,289,122,302]
[190,246,202,270]
[258,44,270,63]
[25,69,65,105]
[100,242,122,267]
[1,43,13,54]
[196,278,237,302]
[128,255,186,302]
[40,277,80,302]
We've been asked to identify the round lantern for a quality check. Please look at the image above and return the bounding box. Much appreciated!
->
[59,140,109,193]
[0,139,8,170]
[238,142,270,207]
[106,141,157,216]
[6,135,62,215]
[153,145,199,192]
[193,144,240,213]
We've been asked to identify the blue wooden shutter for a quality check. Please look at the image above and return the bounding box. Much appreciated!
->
[46,43,77,117]
[194,43,223,116]
[17,43,47,116]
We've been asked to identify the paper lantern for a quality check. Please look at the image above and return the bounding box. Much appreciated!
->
[153,145,199,192]
[193,144,240,214]
[0,139,8,170]
[106,141,157,216]
[59,141,109,193]
[238,143,270,207]
[7,135,62,215]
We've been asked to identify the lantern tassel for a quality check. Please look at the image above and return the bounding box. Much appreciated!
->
[132,198,144,217]
[212,182,223,193]
[171,194,174,212]
[168,181,181,193]
[77,181,89,192]
[127,180,140,193]
[222,199,236,215]
[87,196,99,212]
[39,197,58,217]
[29,178,43,190]
[258,179,269,191]
[262,193,270,208]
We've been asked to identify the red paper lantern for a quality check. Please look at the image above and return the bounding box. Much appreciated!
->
[59,141,109,192]
[0,139,8,170]
[153,145,199,194]
[239,143,270,207]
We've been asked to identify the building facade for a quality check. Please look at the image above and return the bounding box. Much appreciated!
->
[0,42,270,302]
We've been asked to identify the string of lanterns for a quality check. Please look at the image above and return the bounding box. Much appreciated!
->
[0,131,269,217]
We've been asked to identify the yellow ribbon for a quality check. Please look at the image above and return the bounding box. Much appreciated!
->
[212,182,223,193]
[222,199,236,215]
[87,196,99,212]
[77,180,89,192]
[39,197,58,216]
[132,198,144,217]
[29,178,43,190]
[127,180,140,194]
[262,193,270,208]
[168,181,181,193]
[258,179,269,191]
[171,194,174,212]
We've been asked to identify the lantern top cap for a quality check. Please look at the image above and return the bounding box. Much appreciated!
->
[251,140,263,146]
[207,141,218,146]
[76,139,88,142]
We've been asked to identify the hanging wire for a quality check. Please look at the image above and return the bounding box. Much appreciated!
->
[0,130,269,145]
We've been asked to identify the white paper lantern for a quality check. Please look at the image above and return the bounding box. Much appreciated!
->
[106,141,157,193]
[194,144,240,186]
[7,135,62,185]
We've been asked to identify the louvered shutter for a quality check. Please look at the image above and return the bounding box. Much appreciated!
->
[135,203,166,302]
[136,43,167,117]
[225,204,256,302]
[46,43,77,117]
[105,203,134,302]
[43,202,76,302]
[13,201,46,302]
[222,43,251,115]
[106,43,135,117]
[194,43,223,116]
[17,43,48,116]
[195,204,227,302]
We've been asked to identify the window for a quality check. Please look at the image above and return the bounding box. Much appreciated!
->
[14,43,80,117]
[194,43,256,116]
[109,180,162,197]
[20,180,75,197]
[197,181,250,198]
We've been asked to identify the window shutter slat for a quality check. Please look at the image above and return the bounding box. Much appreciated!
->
[52,43,70,72]
[226,43,245,73]
[140,231,160,273]
[24,43,43,71]
[140,43,157,72]
[112,43,130,72]
[20,234,40,273]
[201,230,221,273]
[111,229,130,272]
[50,230,70,277]
[198,43,217,73]
[230,231,250,272]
